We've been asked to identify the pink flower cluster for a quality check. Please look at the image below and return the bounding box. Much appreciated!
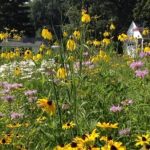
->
[139,51,150,58]
[130,61,144,70]
[135,69,149,78]
[129,60,149,78]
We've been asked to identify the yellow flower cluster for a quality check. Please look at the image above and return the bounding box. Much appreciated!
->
[81,9,91,23]
[118,33,128,42]
[66,39,76,51]
[73,30,81,40]
[41,28,53,40]
[142,28,149,36]
[0,32,9,40]
[102,38,111,46]
[110,23,116,30]
[0,49,20,60]
[56,67,67,79]
[103,31,110,37]
[91,50,110,63]
[144,46,150,52]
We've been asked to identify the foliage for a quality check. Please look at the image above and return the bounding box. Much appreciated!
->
[0,11,150,149]
[133,0,150,27]
[0,0,34,36]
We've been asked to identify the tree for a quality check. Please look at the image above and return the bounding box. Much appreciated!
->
[0,0,34,36]
[30,0,63,38]
[133,0,150,27]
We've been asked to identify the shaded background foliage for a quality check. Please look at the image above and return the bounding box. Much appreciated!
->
[0,0,150,37]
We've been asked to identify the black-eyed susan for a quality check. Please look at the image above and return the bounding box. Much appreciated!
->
[101,141,126,150]
[37,98,56,116]
[100,136,113,143]
[0,136,12,145]
[6,123,22,129]
[73,30,81,40]
[24,49,32,59]
[54,144,65,150]
[56,67,67,79]
[88,146,100,150]
[66,39,76,51]
[67,142,84,149]
[135,133,150,147]
[14,67,21,76]
[96,122,118,129]
[62,121,76,130]
[41,28,52,40]
[73,129,99,148]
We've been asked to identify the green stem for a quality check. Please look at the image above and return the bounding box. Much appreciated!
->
[52,78,62,127]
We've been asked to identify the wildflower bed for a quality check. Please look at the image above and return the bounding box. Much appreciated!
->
[0,10,150,150]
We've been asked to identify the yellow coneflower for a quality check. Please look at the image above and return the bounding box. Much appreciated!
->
[56,67,67,79]
[24,49,32,59]
[37,98,56,116]
[93,39,101,47]
[135,133,150,147]
[81,9,87,15]
[36,53,43,60]
[62,121,76,130]
[103,31,110,37]
[102,38,111,46]
[15,48,20,57]
[81,13,91,23]
[46,49,52,55]
[66,39,76,51]
[142,28,149,36]
[118,33,128,42]
[96,122,118,129]
[73,30,81,40]
[63,31,68,37]
[67,56,75,62]
[144,47,150,53]
[1,52,7,58]
[110,23,116,30]
[41,28,52,40]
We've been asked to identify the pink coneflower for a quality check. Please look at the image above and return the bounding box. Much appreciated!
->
[130,61,144,70]
[110,105,123,112]
[3,95,15,103]
[10,112,23,119]
[119,128,130,136]
[24,90,37,97]
[139,51,147,58]
[135,69,149,78]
